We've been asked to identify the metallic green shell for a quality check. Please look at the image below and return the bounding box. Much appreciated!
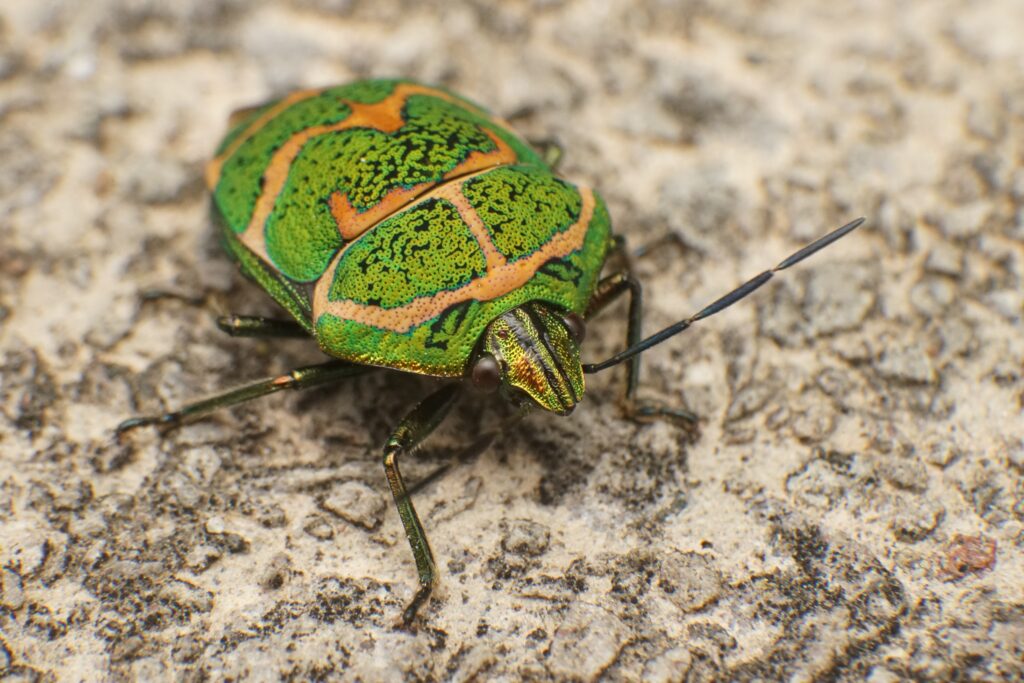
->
[208,79,612,377]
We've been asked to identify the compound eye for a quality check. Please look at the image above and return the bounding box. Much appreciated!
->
[471,353,502,393]
[562,312,586,344]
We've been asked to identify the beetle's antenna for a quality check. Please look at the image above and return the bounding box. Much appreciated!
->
[582,217,865,374]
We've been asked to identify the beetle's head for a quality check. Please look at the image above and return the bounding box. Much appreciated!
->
[470,302,586,415]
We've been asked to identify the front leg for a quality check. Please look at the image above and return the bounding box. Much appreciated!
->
[382,383,462,627]
[587,268,698,430]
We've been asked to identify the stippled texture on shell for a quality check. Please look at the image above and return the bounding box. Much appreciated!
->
[3,2,1022,681]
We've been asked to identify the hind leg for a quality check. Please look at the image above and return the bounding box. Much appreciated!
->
[116,360,372,436]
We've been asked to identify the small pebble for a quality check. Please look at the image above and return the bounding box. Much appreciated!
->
[258,504,288,529]
[658,551,722,612]
[501,520,551,557]
[1007,439,1024,472]
[548,603,628,681]
[320,481,386,531]
[876,344,938,385]
[1,568,25,611]
[185,545,222,573]
[883,457,929,492]
[891,499,945,542]
[926,441,960,468]
[924,244,963,277]
[259,554,292,591]
[303,515,335,540]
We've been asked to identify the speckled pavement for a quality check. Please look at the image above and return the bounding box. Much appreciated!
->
[1,1,1022,680]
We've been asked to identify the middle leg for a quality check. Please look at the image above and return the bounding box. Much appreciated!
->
[216,314,310,338]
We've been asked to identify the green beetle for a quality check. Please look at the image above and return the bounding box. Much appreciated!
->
[118,79,863,625]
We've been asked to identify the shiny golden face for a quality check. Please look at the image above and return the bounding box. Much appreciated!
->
[469,303,586,415]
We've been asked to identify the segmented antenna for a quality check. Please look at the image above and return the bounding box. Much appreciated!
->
[583,217,866,374]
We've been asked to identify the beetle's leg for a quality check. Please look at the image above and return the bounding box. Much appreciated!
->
[383,384,462,628]
[586,271,643,401]
[138,289,208,307]
[133,290,312,339]
[586,234,645,405]
[528,137,564,170]
[227,101,273,127]
[586,271,698,429]
[115,360,370,436]
[216,314,310,338]
[408,403,531,496]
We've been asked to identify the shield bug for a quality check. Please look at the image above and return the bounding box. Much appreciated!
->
[117,79,863,625]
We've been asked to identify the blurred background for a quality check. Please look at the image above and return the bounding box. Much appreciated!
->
[2,1,1022,680]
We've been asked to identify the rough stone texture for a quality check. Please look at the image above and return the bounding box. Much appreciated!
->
[1,0,1023,680]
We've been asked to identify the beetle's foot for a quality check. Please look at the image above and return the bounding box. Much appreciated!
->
[114,414,176,439]
[114,415,156,437]
[138,288,208,307]
[398,583,433,631]
[528,137,563,170]
[626,401,701,436]
[631,232,692,260]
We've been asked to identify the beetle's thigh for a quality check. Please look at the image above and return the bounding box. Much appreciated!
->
[116,360,371,436]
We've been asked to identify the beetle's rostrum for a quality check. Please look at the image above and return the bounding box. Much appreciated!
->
[116,79,864,626]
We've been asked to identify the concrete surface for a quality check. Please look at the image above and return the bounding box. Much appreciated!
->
[1,0,1022,680]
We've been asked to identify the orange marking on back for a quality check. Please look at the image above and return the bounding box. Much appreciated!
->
[432,175,507,271]
[327,190,426,241]
[312,187,596,334]
[205,87,324,191]
[235,83,489,263]
[325,122,518,241]
[312,168,499,321]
